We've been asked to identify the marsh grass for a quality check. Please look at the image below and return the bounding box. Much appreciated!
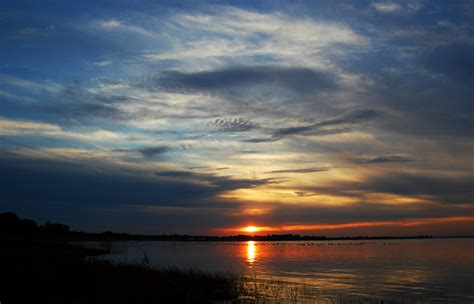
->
[236,276,431,304]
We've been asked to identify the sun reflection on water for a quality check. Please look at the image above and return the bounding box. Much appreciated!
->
[247,241,256,265]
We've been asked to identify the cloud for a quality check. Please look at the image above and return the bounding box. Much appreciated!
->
[352,155,417,164]
[0,117,126,142]
[360,173,474,204]
[93,60,113,67]
[0,117,61,135]
[93,19,156,38]
[294,191,317,197]
[0,80,134,122]
[236,150,262,154]
[276,109,379,136]
[100,20,122,29]
[155,171,194,178]
[370,1,421,14]
[368,58,474,140]
[144,6,367,67]
[152,66,338,94]
[0,73,63,94]
[0,152,271,209]
[370,2,403,13]
[314,109,380,127]
[208,118,259,133]
[272,125,342,138]
[113,146,173,158]
[48,85,131,120]
[265,167,330,174]
[245,128,351,143]
[244,109,380,142]
[138,146,172,158]
[301,172,474,205]
[0,90,35,103]
[180,7,366,45]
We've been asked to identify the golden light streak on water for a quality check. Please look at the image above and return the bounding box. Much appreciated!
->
[247,241,256,265]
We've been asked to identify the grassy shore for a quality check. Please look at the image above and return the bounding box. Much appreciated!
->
[1,239,239,304]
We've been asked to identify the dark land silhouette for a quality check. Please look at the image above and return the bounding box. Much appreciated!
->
[0,212,238,304]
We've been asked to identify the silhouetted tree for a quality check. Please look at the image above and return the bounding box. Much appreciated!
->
[0,212,37,238]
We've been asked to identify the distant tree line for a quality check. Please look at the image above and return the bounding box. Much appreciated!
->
[0,212,443,241]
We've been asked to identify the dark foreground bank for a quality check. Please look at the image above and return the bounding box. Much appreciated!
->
[0,239,239,304]
[0,212,237,303]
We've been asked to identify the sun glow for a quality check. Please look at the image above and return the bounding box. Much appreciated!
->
[218,225,273,234]
[243,226,258,233]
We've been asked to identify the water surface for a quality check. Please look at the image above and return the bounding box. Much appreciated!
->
[85,238,474,302]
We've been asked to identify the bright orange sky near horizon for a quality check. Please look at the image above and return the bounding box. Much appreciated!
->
[217,217,474,237]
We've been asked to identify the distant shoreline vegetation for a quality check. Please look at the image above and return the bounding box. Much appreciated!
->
[2,212,472,242]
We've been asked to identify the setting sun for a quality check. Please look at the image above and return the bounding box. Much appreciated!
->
[243,226,258,233]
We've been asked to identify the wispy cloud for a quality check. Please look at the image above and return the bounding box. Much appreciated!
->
[244,109,380,142]
[92,19,157,38]
[370,1,422,14]
[352,155,417,164]
[208,118,259,133]
[0,117,127,142]
[144,6,368,68]
[265,167,330,174]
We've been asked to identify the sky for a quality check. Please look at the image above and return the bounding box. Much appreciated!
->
[1,0,473,236]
